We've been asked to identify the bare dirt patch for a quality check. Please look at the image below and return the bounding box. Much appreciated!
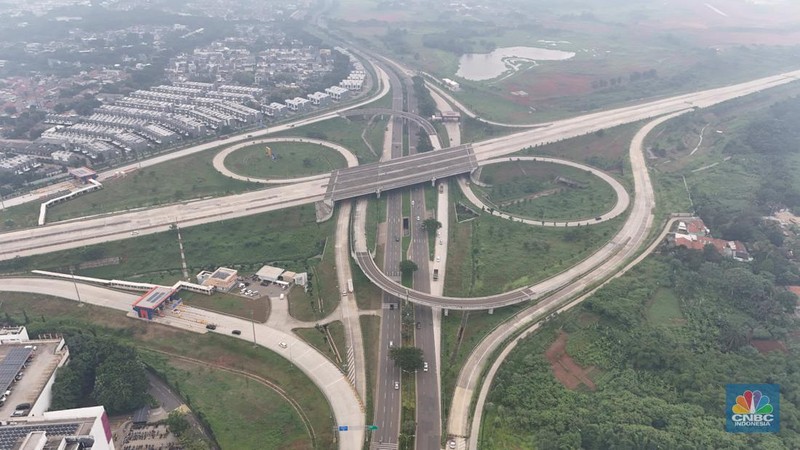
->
[751,340,788,354]
[545,332,596,391]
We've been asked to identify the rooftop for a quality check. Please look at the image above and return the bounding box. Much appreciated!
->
[0,341,64,420]
[66,167,96,178]
[256,265,284,280]
[209,267,236,281]
[132,286,175,310]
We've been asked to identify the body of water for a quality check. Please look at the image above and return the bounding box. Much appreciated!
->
[456,46,575,81]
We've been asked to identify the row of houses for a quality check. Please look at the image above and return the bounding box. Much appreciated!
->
[37,83,266,162]
[671,218,753,262]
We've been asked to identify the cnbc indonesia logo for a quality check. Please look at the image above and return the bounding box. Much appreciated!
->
[726,384,780,433]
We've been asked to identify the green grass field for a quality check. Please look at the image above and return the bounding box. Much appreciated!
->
[444,187,623,297]
[0,205,329,283]
[476,161,619,222]
[294,321,347,370]
[181,291,270,323]
[224,141,347,179]
[48,147,257,223]
[0,292,335,448]
[360,315,381,435]
[274,117,379,164]
[439,305,525,428]
[646,289,684,327]
[146,357,311,449]
[287,237,340,322]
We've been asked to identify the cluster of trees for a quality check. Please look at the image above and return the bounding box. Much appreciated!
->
[416,129,433,153]
[695,96,800,241]
[51,333,149,414]
[486,252,800,449]
[389,346,424,372]
[412,76,437,118]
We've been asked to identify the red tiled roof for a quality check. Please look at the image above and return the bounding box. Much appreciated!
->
[787,286,800,297]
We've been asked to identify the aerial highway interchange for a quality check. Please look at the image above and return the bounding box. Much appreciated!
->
[1,40,800,450]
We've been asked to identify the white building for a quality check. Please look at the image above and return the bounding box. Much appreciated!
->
[325,86,349,101]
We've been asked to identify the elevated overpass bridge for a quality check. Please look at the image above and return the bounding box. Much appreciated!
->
[339,108,437,135]
[324,144,477,202]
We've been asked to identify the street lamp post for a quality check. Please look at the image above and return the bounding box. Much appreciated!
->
[251,310,257,347]
[69,267,83,307]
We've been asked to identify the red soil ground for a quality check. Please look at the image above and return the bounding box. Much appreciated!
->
[545,332,596,391]
[751,340,788,354]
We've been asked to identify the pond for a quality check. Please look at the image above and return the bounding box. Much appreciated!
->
[455,46,575,81]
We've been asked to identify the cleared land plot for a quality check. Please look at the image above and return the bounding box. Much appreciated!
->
[645,289,685,327]
[224,141,347,179]
[546,331,596,391]
[476,161,618,221]
[0,293,335,448]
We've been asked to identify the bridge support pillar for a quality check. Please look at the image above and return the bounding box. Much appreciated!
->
[376,189,381,199]
[488,308,494,315]
[431,178,437,186]
[443,309,449,316]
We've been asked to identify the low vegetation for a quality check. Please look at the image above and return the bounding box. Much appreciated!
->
[224,140,347,179]
[481,253,799,449]
[476,161,618,221]
[0,293,335,448]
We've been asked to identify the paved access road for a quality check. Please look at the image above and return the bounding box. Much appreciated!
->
[0,71,800,309]
[447,112,681,447]
[325,144,476,202]
[0,277,367,449]
[0,178,329,260]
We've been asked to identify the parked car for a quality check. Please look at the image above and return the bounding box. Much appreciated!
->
[232,330,242,335]
[205,324,217,330]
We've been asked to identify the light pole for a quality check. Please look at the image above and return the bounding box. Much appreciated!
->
[251,310,257,347]
[69,267,83,307]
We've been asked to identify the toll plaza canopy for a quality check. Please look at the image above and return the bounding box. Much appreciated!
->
[132,286,176,320]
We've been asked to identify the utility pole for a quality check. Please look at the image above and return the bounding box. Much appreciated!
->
[69,267,83,307]
[251,310,257,347]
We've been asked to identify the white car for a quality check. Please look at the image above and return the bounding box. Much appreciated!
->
[279,342,288,349]
[436,256,440,262]
[394,381,399,390]
[423,362,428,372]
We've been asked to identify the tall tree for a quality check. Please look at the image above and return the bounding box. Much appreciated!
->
[389,346,424,372]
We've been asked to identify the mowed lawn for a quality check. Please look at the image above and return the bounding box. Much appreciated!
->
[224,141,347,179]
[477,161,619,221]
